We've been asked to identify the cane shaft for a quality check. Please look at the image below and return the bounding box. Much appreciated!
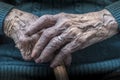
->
[54,65,69,80]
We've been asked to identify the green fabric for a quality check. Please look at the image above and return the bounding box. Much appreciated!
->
[1,0,120,79]
[105,1,120,30]
[0,2,14,35]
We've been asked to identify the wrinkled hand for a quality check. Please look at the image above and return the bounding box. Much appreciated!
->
[26,9,118,67]
[4,9,42,60]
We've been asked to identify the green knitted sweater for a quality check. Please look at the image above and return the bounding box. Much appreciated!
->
[0,0,120,80]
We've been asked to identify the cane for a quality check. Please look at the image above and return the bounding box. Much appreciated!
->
[54,64,69,80]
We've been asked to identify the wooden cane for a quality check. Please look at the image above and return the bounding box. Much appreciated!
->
[54,64,69,80]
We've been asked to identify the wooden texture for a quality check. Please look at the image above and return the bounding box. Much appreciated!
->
[54,65,69,80]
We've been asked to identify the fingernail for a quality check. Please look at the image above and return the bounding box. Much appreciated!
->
[35,58,44,63]
[50,63,56,68]
[35,59,41,63]
[31,53,34,58]
[31,50,36,58]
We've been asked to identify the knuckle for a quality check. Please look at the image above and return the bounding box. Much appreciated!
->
[49,37,58,47]
[51,37,58,43]
[19,38,23,42]
[67,27,80,36]
[55,13,67,19]
[58,12,66,16]
[58,20,70,29]
[42,30,50,38]
[42,15,52,20]
[19,37,26,43]
[52,36,63,44]
[43,29,54,38]
[76,37,87,44]
[60,48,70,57]
[64,21,71,26]
[62,20,69,25]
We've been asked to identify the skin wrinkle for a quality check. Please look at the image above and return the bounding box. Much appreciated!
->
[33,10,117,67]
[3,8,118,67]
[26,9,118,67]
[4,9,41,60]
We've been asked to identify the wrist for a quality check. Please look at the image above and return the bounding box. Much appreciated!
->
[0,2,14,35]
[3,9,40,60]
[4,9,38,42]
[100,9,118,29]
[99,9,118,37]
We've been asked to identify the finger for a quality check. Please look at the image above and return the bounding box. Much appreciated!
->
[19,48,31,61]
[64,54,72,66]
[31,24,66,59]
[35,52,55,63]
[29,31,42,42]
[25,15,56,36]
[50,41,77,68]
[35,27,79,63]
[50,23,99,67]
[31,21,71,59]
[18,33,41,58]
[28,33,42,59]
[35,35,67,63]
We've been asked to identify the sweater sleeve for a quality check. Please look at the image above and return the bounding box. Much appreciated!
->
[0,2,14,36]
[105,1,120,31]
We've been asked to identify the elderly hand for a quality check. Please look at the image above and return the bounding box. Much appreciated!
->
[26,9,118,67]
[4,9,42,60]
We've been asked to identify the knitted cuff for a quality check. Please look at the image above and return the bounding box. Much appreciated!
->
[0,2,14,35]
[105,1,120,31]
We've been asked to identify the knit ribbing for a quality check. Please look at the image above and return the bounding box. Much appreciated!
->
[1,0,120,79]
[1,58,120,80]
[105,1,120,31]
[0,62,55,80]
[0,2,14,35]
[69,58,120,76]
